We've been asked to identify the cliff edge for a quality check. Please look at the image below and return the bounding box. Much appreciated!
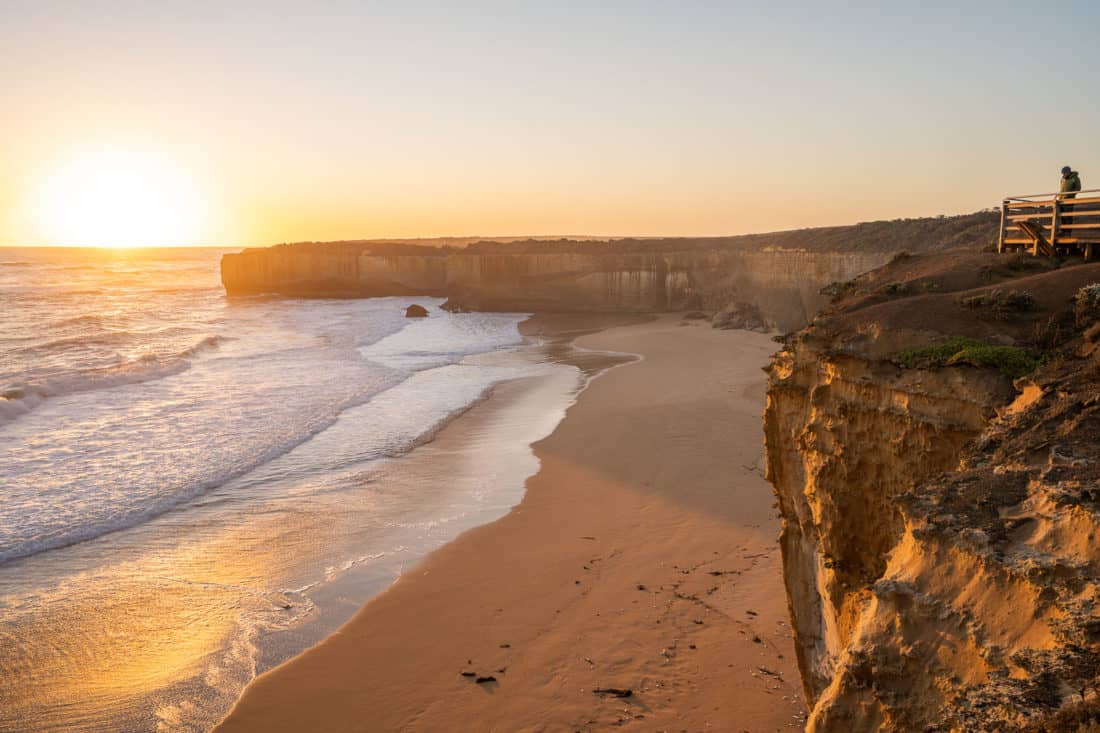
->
[765,251,1100,731]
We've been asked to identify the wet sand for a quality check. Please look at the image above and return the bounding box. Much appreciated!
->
[0,314,634,733]
[215,315,803,732]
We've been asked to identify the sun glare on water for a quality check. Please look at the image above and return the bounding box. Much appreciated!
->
[32,148,209,248]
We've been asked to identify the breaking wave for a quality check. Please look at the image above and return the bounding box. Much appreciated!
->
[0,335,229,424]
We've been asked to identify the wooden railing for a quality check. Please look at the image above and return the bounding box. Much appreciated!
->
[999,188,1100,260]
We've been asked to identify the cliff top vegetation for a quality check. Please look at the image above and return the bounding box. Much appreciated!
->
[250,210,999,257]
[815,249,1100,382]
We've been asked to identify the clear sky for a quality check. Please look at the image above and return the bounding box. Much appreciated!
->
[3,1,1098,246]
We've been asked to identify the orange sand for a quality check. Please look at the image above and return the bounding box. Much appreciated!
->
[215,315,803,732]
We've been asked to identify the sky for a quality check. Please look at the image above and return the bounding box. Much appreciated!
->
[2,1,1098,246]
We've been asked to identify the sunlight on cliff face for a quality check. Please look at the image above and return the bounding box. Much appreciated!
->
[31,148,209,248]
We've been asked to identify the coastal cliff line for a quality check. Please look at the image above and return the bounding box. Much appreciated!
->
[221,247,890,331]
[219,212,998,332]
[766,251,1100,732]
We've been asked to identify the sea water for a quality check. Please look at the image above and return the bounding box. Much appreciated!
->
[0,247,621,732]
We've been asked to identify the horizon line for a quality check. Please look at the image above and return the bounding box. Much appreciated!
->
[0,207,998,250]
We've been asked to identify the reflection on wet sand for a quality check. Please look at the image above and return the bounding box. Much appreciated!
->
[0,319,635,733]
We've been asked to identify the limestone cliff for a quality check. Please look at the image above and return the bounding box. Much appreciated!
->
[766,252,1100,731]
[221,245,890,331]
[220,212,1000,329]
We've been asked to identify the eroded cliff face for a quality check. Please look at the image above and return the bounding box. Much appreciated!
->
[766,332,1001,685]
[765,326,1015,727]
[221,247,892,331]
[766,254,1100,732]
[219,250,450,298]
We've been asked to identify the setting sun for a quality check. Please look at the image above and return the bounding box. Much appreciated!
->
[30,149,209,248]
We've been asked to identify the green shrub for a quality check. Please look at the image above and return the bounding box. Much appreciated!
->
[959,288,1036,319]
[1075,284,1100,327]
[895,337,1046,378]
[1077,284,1100,308]
[882,281,912,296]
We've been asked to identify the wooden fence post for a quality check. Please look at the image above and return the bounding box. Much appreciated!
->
[1051,198,1061,254]
[998,201,1007,253]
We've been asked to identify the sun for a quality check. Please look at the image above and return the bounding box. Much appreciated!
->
[31,148,209,248]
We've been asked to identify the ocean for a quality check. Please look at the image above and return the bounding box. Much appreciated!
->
[0,247,626,732]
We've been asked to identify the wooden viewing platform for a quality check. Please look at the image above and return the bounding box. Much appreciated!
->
[999,188,1100,260]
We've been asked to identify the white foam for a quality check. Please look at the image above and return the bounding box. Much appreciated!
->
[0,286,532,564]
[359,309,527,370]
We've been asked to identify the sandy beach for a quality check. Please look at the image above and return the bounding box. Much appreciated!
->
[215,315,803,733]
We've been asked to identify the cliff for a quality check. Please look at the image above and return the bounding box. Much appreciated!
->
[765,251,1100,731]
[220,247,449,298]
[220,246,892,331]
[221,212,997,329]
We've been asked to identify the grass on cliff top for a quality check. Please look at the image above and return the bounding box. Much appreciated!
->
[895,337,1046,379]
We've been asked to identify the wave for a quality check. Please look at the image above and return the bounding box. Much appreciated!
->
[0,309,544,566]
[0,359,532,566]
[179,334,228,357]
[359,311,527,370]
[18,331,134,353]
[55,314,107,327]
[0,359,191,423]
[0,335,229,424]
[0,383,357,565]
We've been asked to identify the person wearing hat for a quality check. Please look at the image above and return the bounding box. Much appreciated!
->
[1060,166,1081,227]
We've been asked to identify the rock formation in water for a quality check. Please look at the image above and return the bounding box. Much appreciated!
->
[765,251,1100,731]
[711,300,769,331]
